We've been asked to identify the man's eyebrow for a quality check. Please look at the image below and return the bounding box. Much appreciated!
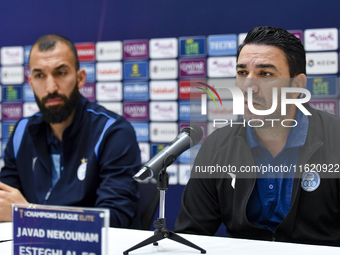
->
[54,64,70,70]
[236,64,246,69]
[255,64,278,70]
[236,63,279,71]
[31,68,42,73]
[31,64,71,73]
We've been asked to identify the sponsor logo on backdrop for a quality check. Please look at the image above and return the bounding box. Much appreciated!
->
[167,165,178,185]
[2,103,22,120]
[1,46,24,65]
[304,28,338,51]
[309,99,338,115]
[131,123,149,142]
[150,101,178,121]
[96,41,122,61]
[179,58,206,78]
[149,38,178,59]
[207,79,236,99]
[23,83,35,102]
[96,62,122,81]
[208,100,238,121]
[75,43,95,62]
[179,80,205,99]
[123,102,149,121]
[306,76,338,98]
[149,59,178,79]
[306,52,338,74]
[151,143,167,157]
[79,83,96,102]
[179,37,206,57]
[150,80,178,100]
[2,85,22,102]
[24,66,30,83]
[1,141,6,158]
[179,122,207,141]
[207,57,237,77]
[80,63,95,82]
[179,164,191,185]
[179,101,207,122]
[123,61,149,80]
[207,121,228,135]
[238,33,247,45]
[288,30,303,43]
[149,122,178,142]
[123,40,148,59]
[178,144,201,164]
[2,122,16,139]
[208,34,237,56]
[24,45,32,65]
[1,66,24,84]
[96,82,122,101]
[23,102,39,117]
[97,102,123,116]
[123,82,149,101]
[139,142,150,163]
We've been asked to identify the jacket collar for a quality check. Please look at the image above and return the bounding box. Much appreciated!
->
[27,95,88,171]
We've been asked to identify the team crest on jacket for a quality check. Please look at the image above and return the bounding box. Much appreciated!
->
[77,158,88,181]
[301,171,320,192]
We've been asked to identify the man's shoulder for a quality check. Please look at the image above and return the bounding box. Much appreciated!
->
[208,122,244,140]
[202,122,245,150]
[85,101,120,119]
[308,106,340,145]
[309,105,340,128]
[83,100,134,131]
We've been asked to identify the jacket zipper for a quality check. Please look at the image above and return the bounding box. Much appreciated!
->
[273,142,323,239]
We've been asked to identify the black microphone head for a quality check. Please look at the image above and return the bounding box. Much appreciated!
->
[181,125,203,147]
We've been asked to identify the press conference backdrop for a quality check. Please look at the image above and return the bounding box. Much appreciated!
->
[0,0,340,237]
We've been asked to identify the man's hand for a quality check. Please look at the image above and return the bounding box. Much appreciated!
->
[0,182,29,222]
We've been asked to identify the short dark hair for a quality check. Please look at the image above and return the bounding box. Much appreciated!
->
[29,34,79,70]
[237,26,306,78]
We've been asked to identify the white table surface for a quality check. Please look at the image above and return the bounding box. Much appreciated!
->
[1,222,339,255]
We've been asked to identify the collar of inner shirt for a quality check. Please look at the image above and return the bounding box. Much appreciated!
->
[246,108,309,161]
[46,125,62,152]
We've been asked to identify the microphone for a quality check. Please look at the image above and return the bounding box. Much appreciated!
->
[133,125,203,181]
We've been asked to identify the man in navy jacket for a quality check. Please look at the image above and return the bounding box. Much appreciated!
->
[0,34,140,227]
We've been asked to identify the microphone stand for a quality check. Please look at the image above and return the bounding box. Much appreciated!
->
[123,156,206,254]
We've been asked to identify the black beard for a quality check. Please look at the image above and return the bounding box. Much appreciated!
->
[35,84,80,124]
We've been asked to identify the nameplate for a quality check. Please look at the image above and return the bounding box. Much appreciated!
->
[12,204,109,255]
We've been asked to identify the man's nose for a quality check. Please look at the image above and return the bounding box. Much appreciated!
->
[239,75,259,94]
[46,75,58,94]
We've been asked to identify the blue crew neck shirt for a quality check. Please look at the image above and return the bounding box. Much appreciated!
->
[245,109,309,232]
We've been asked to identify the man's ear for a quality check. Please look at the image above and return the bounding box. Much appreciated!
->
[77,69,87,89]
[292,73,307,98]
[293,73,307,89]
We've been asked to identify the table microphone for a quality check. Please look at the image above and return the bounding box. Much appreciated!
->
[133,125,203,181]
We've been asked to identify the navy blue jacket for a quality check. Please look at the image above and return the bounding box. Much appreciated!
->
[0,95,141,228]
